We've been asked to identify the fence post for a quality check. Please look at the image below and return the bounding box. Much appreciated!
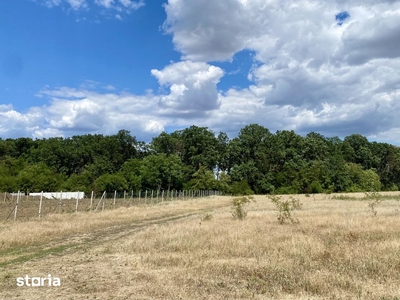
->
[75,192,79,213]
[39,191,43,219]
[151,190,154,204]
[90,191,94,210]
[58,191,63,214]
[95,191,106,212]
[113,190,117,207]
[162,190,164,202]
[156,190,159,203]
[139,190,141,205]
[14,191,20,221]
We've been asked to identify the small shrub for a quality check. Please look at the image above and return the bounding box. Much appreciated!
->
[231,180,254,196]
[268,195,300,224]
[274,186,298,195]
[201,213,213,222]
[368,199,382,217]
[289,196,303,210]
[364,191,381,200]
[232,196,255,220]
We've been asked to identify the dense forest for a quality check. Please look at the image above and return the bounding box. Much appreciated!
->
[1,124,400,195]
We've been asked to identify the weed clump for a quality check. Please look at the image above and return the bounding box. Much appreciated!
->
[368,199,382,216]
[365,192,383,216]
[232,196,255,220]
[201,213,213,222]
[268,195,301,224]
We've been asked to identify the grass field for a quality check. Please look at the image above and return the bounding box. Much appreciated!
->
[1,193,400,299]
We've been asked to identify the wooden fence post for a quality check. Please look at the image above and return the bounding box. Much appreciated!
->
[39,191,43,219]
[90,191,94,210]
[58,191,63,214]
[95,191,106,212]
[75,192,79,213]
[14,191,20,221]
[113,190,117,207]
[162,190,164,202]
[151,190,154,204]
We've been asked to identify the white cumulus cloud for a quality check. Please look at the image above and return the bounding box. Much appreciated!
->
[151,61,224,117]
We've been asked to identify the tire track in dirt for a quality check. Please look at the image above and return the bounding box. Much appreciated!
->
[1,203,230,268]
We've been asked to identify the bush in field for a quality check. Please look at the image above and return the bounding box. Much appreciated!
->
[274,186,299,195]
[268,195,301,224]
[231,180,254,196]
[232,196,255,220]
[365,191,383,216]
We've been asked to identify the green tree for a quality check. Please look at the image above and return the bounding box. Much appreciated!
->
[16,163,63,192]
[178,125,219,175]
[186,165,217,190]
[140,154,184,191]
[346,163,381,192]
[151,131,181,156]
[61,171,93,194]
[120,158,142,191]
[94,173,128,192]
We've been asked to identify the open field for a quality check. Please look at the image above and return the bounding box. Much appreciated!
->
[1,193,400,299]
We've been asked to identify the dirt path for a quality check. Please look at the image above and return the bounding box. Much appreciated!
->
[0,200,232,300]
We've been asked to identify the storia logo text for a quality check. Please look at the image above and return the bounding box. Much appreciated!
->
[16,274,61,287]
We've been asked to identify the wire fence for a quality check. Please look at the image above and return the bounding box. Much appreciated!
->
[0,190,222,222]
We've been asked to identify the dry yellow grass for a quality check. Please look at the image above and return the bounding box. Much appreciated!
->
[1,193,400,299]
[0,196,231,253]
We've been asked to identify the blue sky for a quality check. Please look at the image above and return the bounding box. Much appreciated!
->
[1,0,400,144]
[1,0,177,109]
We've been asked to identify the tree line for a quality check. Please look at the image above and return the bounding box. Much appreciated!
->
[1,125,399,195]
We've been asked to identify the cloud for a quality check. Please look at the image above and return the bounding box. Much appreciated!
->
[0,105,44,138]
[94,0,144,12]
[338,11,400,65]
[158,0,400,144]
[37,0,144,12]
[41,0,62,8]
[118,0,144,10]
[151,61,224,117]
[9,0,400,145]
[95,0,115,9]
[34,87,163,138]
[66,0,87,10]
[163,0,263,62]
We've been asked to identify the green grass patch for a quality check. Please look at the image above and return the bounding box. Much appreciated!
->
[331,195,358,200]
[0,244,74,268]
